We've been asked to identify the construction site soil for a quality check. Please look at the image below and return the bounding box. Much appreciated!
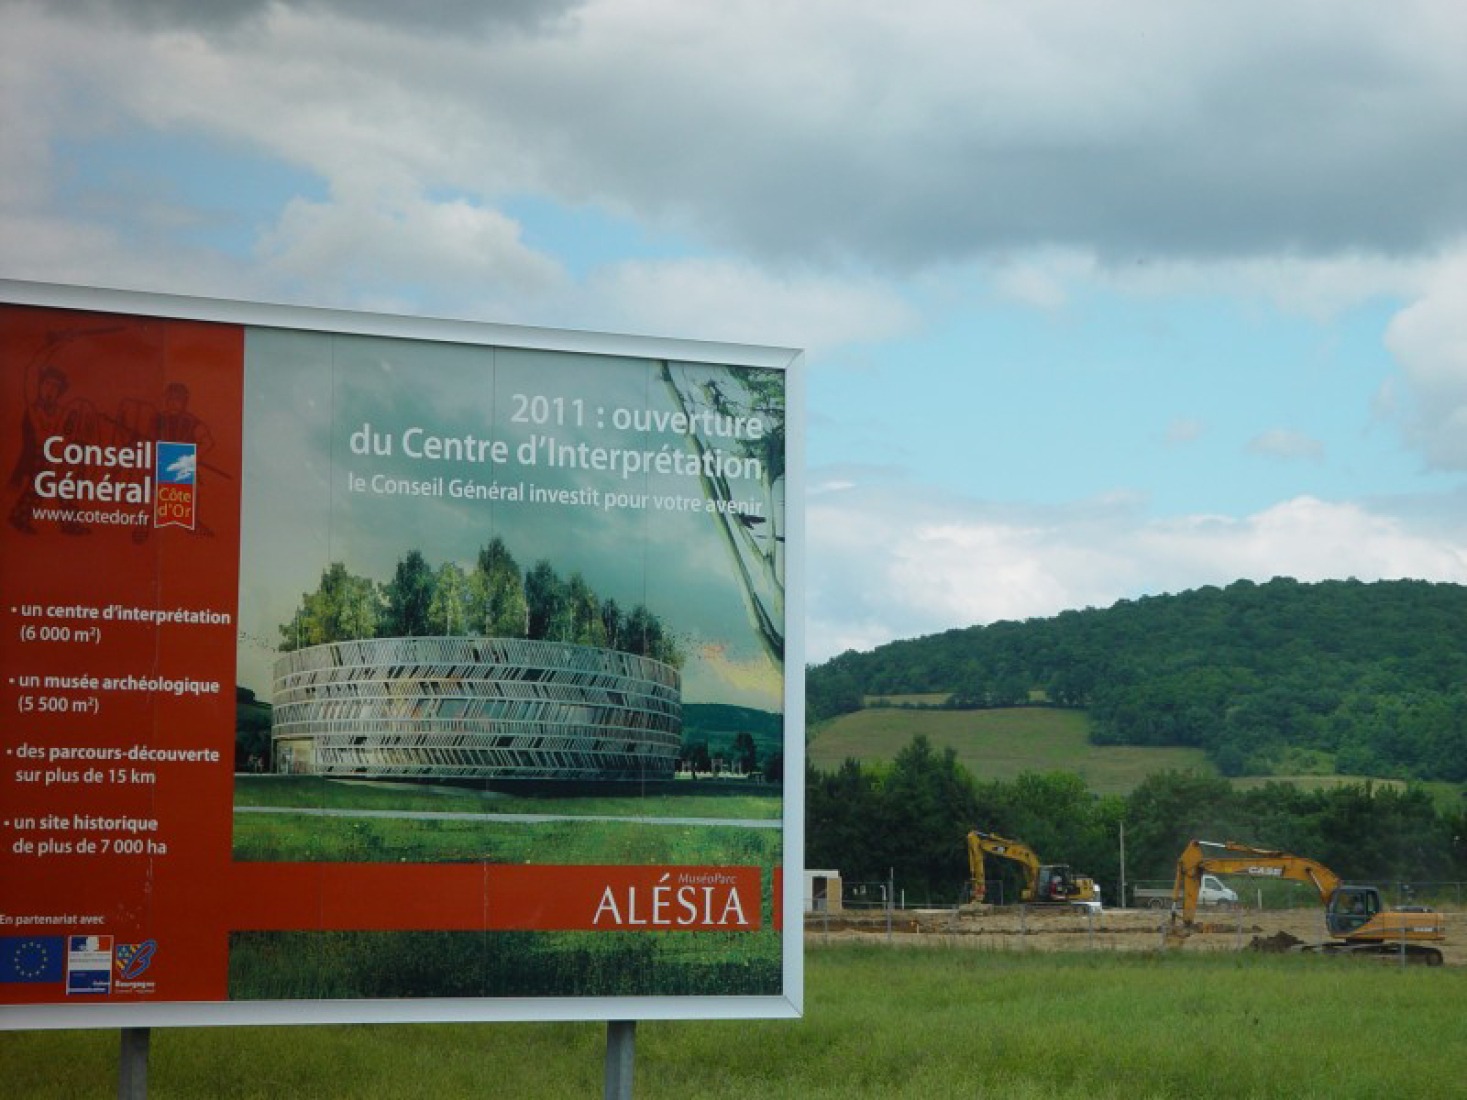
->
[804,905,1467,967]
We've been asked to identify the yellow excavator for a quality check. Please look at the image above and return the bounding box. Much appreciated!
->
[966,830,1102,910]
[1172,840,1445,965]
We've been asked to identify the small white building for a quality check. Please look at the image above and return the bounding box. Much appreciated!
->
[804,869,843,913]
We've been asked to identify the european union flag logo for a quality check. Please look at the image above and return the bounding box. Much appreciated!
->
[0,936,65,983]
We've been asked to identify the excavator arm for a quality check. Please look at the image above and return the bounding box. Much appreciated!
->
[1173,840,1340,924]
[967,831,1040,903]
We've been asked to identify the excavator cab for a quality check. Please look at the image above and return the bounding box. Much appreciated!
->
[1035,865,1074,902]
[1326,885,1383,936]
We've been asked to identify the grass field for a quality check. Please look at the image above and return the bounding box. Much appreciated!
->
[234,775,783,820]
[232,777,783,865]
[5,945,1462,1098]
[807,706,1212,794]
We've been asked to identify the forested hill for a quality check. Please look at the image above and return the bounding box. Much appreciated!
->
[807,577,1467,782]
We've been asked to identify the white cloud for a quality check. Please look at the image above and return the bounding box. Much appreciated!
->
[579,258,916,352]
[1384,250,1467,469]
[1164,418,1206,446]
[989,251,1097,310]
[1098,251,1435,323]
[805,481,1467,662]
[256,193,568,310]
[1247,429,1324,462]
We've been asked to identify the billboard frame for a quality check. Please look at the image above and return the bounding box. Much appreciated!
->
[0,278,805,1030]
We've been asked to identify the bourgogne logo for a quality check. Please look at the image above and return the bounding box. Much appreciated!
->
[115,939,158,981]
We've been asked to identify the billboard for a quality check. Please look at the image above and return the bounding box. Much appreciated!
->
[0,280,803,1028]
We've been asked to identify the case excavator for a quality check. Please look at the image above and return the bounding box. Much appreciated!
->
[1171,840,1444,965]
[966,830,1102,911]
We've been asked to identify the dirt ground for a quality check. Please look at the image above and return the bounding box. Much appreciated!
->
[803,904,1467,966]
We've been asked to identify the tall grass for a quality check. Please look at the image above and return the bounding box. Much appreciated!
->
[5,946,1461,1099]
[228,928,782,1000]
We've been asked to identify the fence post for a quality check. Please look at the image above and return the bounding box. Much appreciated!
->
[885,872,894,944]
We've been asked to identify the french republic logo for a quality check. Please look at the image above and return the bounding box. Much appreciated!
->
[154,441,198,529]
[66,935,114,996]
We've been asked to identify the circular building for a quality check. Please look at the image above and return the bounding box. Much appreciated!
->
[270,636,682,780]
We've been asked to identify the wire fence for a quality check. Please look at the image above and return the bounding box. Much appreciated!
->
[1123,879,1467,912]
[801,882,1467,967]
[826,881,1467,915]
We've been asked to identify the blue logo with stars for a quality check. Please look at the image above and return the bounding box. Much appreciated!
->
[0,936,65,983]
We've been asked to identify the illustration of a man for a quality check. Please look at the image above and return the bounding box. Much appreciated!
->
[156,381,215,458]
[8,364,82,534]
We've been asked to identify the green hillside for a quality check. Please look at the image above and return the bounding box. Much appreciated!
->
[807,706,1467,808]
[808,577,1467,784]
[808,706,1209,795]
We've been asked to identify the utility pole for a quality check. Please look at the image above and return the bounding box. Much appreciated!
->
[1119,820,1127,910]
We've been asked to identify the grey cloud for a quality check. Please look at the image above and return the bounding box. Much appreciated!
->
[436,5,1467,273]
[22,2,1467,275]
[648,95,1462,271]
[46,0,580,34]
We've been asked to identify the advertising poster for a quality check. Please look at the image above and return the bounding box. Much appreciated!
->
[0,282,803,1027]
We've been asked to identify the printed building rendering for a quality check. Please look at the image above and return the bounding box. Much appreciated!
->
[271,636,683,780]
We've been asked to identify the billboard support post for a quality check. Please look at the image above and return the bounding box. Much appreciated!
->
[604,1020,636,1100]
[118,1027,149,1100]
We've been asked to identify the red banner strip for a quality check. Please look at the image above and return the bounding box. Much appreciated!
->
[228,864,762,933]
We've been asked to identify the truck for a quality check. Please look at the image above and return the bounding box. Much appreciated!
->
[1133,874,1237,910]
[1171,839,1445,965]
[966,830,1102,912]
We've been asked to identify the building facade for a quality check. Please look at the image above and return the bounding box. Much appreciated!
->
[271,636,682,780]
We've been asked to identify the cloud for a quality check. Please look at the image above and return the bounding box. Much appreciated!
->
[1247,429,1324,462]
[531,1,1467,268]
[989,251,1097,310]
[256,193,569,311]
[56,0,577,34]
[11,1,1467,280]
[805,479,1467,662]
[1384,250,1467,470]
[1164,418,1206,446]
[578,258,916,352]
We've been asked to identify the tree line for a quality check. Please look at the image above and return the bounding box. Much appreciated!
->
[808,736,1467,905]
[277,537,681,666]
[807,577,1467,782]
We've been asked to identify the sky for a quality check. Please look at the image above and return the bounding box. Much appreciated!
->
[4,0,1467,666]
